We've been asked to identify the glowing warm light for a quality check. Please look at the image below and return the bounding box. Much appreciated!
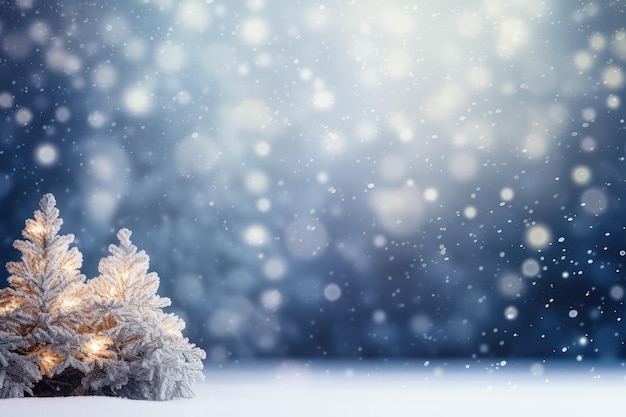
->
[38,350,62,375]
[30,222,47,236]
[61,296,79,311]
[86,336,111,354]
[165,325,182,338]
[0,300,19,314]
[88,340,102,353]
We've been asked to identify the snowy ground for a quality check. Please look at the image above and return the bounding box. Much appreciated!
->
[3,360,625,416]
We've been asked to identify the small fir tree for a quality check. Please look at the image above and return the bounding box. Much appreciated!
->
[0,194,89,395]
[0,194,205,400]
[83,228,206,400]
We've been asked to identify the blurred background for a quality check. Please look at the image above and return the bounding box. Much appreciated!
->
[0,0,625,363]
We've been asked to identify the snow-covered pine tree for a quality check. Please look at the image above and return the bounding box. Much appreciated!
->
[83,228,206,400]
[0,193,90,397]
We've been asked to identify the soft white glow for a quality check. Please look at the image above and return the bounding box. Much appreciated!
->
[260,289,282,311]
[521,258,540,277]
[15,107,33,125]
[423,188,438,202]
[244,224,269,246]
[263,257,287,281]
[323,283,341,302]
[379,155,408,182]
[448,153,478,182]
[379,8,415,36]
[610,285,624,301]
[35,143,58,166]
[571,166,592,185]
[313,89,334,110]
[456,13,483,38]
[463,206,477,219]
[580,136,596,152]
[92,64,117,89]
[573,51,594,71]
[245,170,270,194]
[496,19,529,58]
[256,198,271,212]
[426,83,467,120]
[124,38,147,61]
[55,106,71,122]
[46,47,82,74]
[122,86,153,116]
[500,187,514,202]
[284,217,328,260]
[499,274,524,298]
[240,17,270,46]
[0,92,13,109]
[589,33,606,50]
[372,309,387,323]
[504,306,518,320]
[580,188,607,215]
[388,113,414,142]
[322,132,345,155]
[155,42,186,73]
[383,48,412,78]
[606,94,621,109]
[255,141,271,157]
[523,134,548,158]
[29,20,50,44]
[177,0,211,32]
[88,190,117,222]
[467,66,491,89]
[234,99,272,130]
[525,224,551,250]
[87,111,107,128]
[373,234,386,248]
[369,185,424,236]
[601,65,624,90]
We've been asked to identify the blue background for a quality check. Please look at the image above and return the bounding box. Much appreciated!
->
[1,0,625,362]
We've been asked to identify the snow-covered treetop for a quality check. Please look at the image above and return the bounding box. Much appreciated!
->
[89,228,170,310]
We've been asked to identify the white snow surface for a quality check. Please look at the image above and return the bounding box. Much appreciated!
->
[2,360,624,416]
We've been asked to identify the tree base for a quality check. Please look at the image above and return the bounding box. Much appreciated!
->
[30,368,85,397]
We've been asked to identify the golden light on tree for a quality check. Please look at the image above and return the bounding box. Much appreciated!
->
[37,350,62,377]
[85,336,111,355]
[0,300,19,314]
[29,222,47,237]
[61,296,79,311]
